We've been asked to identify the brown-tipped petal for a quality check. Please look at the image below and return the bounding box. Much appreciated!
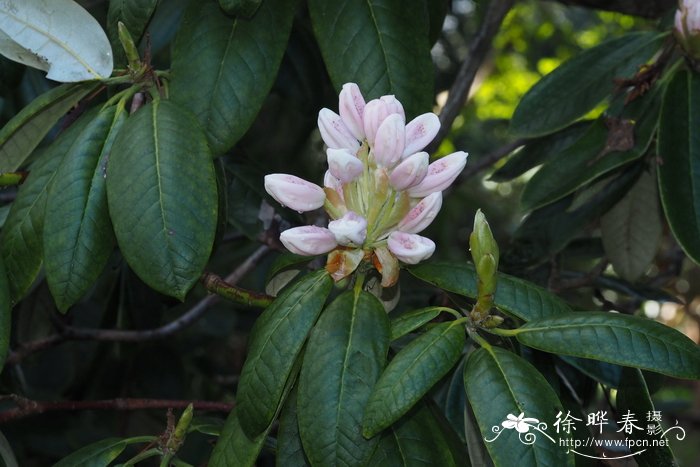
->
[326,248,364,282]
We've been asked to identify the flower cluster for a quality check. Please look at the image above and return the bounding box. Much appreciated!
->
[675,0,700,61]
[264,83,467,286]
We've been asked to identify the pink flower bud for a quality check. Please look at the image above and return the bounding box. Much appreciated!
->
[407,151,468,198]
[398,192,442,234]
[363,97,405,146]
[318,108,360,151]
[373,113,405,167]
[387,231,435,264]
[339,83,366,141]
[389,152,429,190]
[327,148,364,183]
[323,170,342,191]
[264,174,326,212]
[675,0,700,60]
[280,226,338,256]
[328,211,367,246]
[403,113,440,157]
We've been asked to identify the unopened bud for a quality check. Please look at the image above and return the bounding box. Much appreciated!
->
[373,113,405,167]
[318,108,360,151]
[390,152,429,191]
[264,174,326,212]
[328,211,367,246]
[118,22,141,70]
[398,192,442,234]
[363,97,405,146]
[407,151,467,198]
[339,83,366,141]
[387,231,435,264]
[675,0,700,61]
[403,113,440,157]
[469,209,499,267]
[327,148,363,183]
[280,226,338,256]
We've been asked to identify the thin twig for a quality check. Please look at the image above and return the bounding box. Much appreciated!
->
[0,394,233,424]
[429,0,515,153]
[6,245,271,364]
[455,138,526,183]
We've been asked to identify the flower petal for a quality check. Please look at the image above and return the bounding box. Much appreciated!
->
[328,211,367,246]
[407,151,468,198]
[339,83,366,141]
[327,148,364,183]
[387,231,435,264]
[373,246,399,287]
[280,226,337,255]
[389,151,429,191]
[318,108,360,150]
[326,248,364,281]
[264,173,326,212]
[403,113,440,157]
[373,113,405,167]
[398,192,442,234]
[363,97,405,146]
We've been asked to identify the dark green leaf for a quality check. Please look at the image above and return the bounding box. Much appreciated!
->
[0,82,98,172]
[409,261,571,320]
[427,0,449,45]
[658,67,700,264]
[560,356,623,389]
[516,312,700,379]
[616,368,677,467]
[366,404,462,467]
[226,162,265,240]
[277,388,311,467]
[0,258,11,373]
[297,290,390,466]
[390,306,443,341]
[465,347,572,467]
[53,436,154,467]
[511,32,662,137]
[106,99,218,300]
[362,321,465,438]
[219,0,262,17]
[601,168,661,281]
[490,122,590,182]
[209,409,268,467]
[44,105,126,312]
[170,0,296,153]
[106,0,159,65]
[308,0,433,118]
[237,271,332,437]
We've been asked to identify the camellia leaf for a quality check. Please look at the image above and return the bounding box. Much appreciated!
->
[308,0,434,118]
[297,290,390,466]
[209,409,269,467]
[409,261,571,321]
[54,436,154,467]
[0,0,113,82]
[106,0,159,66]
[515,312,700,379]
[170,0,296,154]
[0,113,92,303]
[601,168,661,281]
[44,104,126,312]
[511,32,662,137]
[0,82,99,173]
[0,258,10,373]
[658,68,700,264]
[106,99,218,300]
[236,271,333,437]
[464,347,573,467]
[362,320,465,438]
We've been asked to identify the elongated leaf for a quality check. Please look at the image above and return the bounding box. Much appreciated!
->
[465,347,572,467]
[106,99,217,300]
[616,368,677,467]
[367,404,461,467]
[0,0,113,81]
[0,259,10,373]
[106,0,158,65]
[409,261,571,320]
[511,32,662,137]
[54,436,154,467]
[390,306,443,341]
[44,105,126,312]
[308,0,433,118]
[0,114,92,303]
[170,0,296,153]
[277,388,311,467]
[658,68,700,264]
[0,82,98,172]
[219,0,262,17]
[362,321,465,438]
[209,409,268,467]
[298,290,390,466]
[516,312,700,379]
[237,271,332,437]
[601,168,661,281]
[0,430,18,467]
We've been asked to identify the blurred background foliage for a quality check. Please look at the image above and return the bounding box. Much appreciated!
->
[0,0,698,465]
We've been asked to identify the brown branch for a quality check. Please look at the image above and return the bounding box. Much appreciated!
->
[6,245,271,365]
[429,0,515,153]
[547,0,674,19]
[0,394,233,424]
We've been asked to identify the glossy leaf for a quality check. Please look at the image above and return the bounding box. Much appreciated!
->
[511,32,662,137]
[237,271,333,437]
[0,259,10,373]
[516,312,700,379]
[298,290,390,466]
[0,0,113,81]
[658,68,700,264]
[308,0,433,118]
[44,105,126,312]
[170,0,296,153]
[106,0,159,65]
[465,347,572,467]
[601,168,661,281]
[0,115,91,303]
[209,409,268,467]
[54,436,154,467]
[366,404,462,467]
[362,321,465,438]
[0,82,98,173]
[106,99,217,300]
[219,0,262,17]
[616,368,677,467]
[389,306,443,341]
[277,388,311,467]
[409,261,571,320]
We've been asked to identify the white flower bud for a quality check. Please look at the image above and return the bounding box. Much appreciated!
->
[363,97,405,146]
[407,151,467,198]
[328,211,367,246]
[339,83,366,141]
[264,174,326,212]
[280,226,338,255]
[318,108,360,151]
[327,148,364,183]
[389,152,429,190]
[387,231,435,264]
[403,113,440,157]
[373,113,405,167]
[398,192,442,234]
